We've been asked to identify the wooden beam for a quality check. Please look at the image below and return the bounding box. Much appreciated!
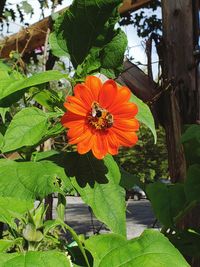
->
[119,0,151,14]
[0,0,151,59]
[117,60,157,102]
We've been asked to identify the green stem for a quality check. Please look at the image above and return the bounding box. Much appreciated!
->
[59,220,90,267]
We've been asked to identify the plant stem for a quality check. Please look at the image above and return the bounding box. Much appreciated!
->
[60,221,91,267]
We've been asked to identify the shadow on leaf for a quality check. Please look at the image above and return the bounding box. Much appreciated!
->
[43,151,109,188]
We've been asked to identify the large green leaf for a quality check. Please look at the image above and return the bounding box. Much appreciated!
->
[0,251,71,267]
[53,0,121,67]
[0,159,69,200]
[85,230,190,267]
[185,164,200,202]
[31,151,126,235]
[0,196,33,226]
[0,70,68,107]
[69,153,126,236]
[130,93,157,143]
[0,239,22,253]
[146,182,186,228]
[2,107,50,153]
[51,0,126,78]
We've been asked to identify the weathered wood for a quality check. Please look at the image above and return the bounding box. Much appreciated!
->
[162,1,199,266]
[119,0,151,14]
[0,0,151,59]
[117,60,157,102]
[162,0,197,182]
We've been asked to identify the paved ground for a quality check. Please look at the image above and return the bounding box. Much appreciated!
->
[53,197,159,239]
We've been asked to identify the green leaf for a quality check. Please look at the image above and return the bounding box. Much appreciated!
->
[167,229,200,257]
[185,164,200,202]
[31,151,126,235]
[181,124,200,143]
[119,168,143,190]
[0,70,68,107]
[101,29,127,69]
[85,230,190,267]
[0,159,69,200]
[21,0,33,14]
[54,0,121,67]
[49,32,69,58]
[0,107,9,123]
[23,223,44,242]
[2,107,50,153]
[0,251,72,267]
[0,196,33,227]
[0,240,21,253]
[130,93,157,143]
[0,132,3,149]
[68,153,126,236]
[181,124,200,165]
[146,182,186,227]
[32,89,64,111]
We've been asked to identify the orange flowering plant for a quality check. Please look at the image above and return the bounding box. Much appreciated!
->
[61,76,139,159]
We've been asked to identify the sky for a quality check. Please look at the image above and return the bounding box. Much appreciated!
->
[1,0,159,79]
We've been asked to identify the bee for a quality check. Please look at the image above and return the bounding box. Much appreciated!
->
[105,113,114,128]
[91,102,103,118]
[90,102,114,129]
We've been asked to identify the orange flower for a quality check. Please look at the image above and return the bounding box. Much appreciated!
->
[61,76,139,159]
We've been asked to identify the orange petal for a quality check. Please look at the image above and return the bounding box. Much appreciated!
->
[77,134,95,154]
[110,102,138,118]
[99,80,118,109]
[109,86,131,109]
[61,112,85,128]
[64,96,88,116]
[67,124,86,140]
[106,132,119,155]
[68,127,92,145]
[110,128,138,147]
[113,118,140,131]
[85,76,102,101]
[74,84,94,108]
[92,132,108,159]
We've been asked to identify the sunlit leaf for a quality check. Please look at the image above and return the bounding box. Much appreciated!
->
[85,230,190,267]
[0,70,68,107]
[0,251,72,267]
[2,107,50,153]
[0,159,69,200]
[0,196,33,227]
[130,93,157,143]
[69,153,126,236]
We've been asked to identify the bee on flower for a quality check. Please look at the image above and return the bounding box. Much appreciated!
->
[61,76,139,159]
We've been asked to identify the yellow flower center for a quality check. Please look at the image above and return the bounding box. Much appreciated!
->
[88,102,114,130]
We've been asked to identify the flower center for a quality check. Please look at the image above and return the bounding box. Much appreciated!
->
[88,102,114,130]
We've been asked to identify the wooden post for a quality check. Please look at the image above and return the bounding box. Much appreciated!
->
[161,0,197,182]
[162,1,199,266]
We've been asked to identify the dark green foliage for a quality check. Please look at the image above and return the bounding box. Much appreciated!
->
[115,125,169,182]
[50,0,127,78]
